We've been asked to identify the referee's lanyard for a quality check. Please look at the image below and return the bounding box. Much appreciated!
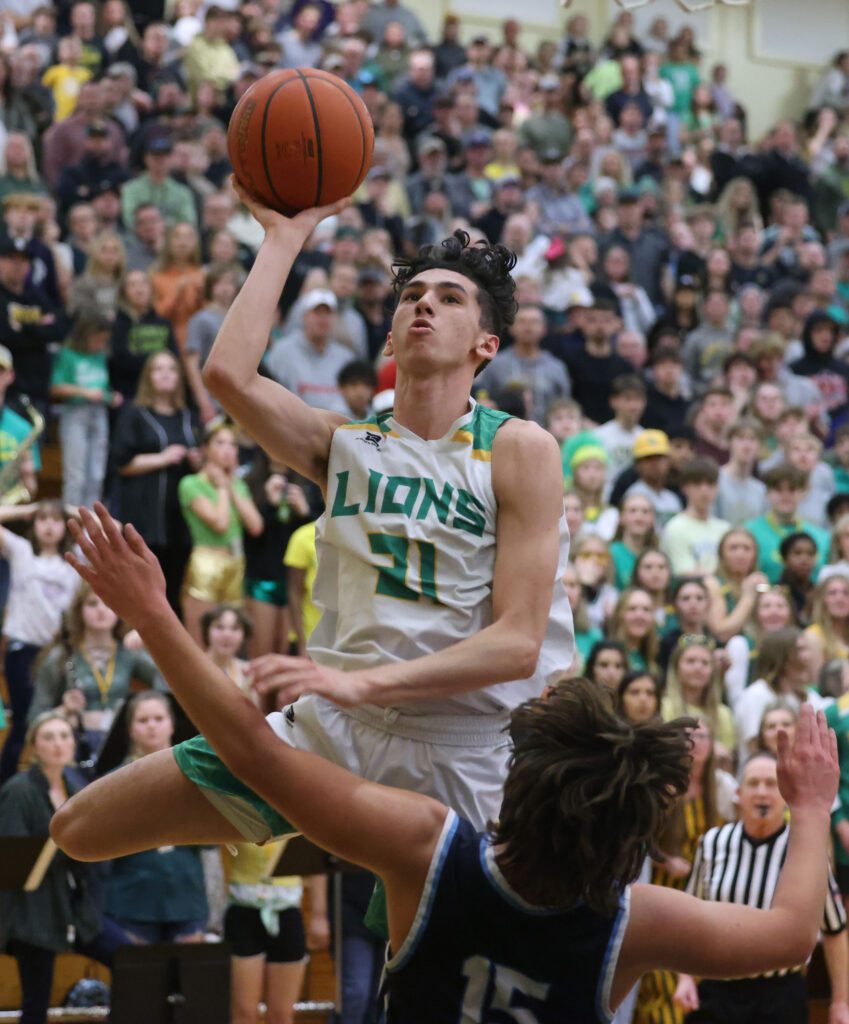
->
[90,653,116,706]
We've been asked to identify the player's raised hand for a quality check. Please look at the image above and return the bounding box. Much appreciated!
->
[776,704,838,815]
[229,175,350,241]
[248,654,373,708]
[65,503,169,630]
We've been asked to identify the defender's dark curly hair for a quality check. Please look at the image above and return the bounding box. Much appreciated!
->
[491,677,693,915]
[391,230,519,337]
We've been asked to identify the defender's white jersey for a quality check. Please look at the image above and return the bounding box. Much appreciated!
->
[308,400,574,715]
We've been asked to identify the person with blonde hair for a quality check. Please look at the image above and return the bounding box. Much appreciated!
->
[805,572,849,676]
[715,176,763,241]
[705,528,766,642]
[0,711,130,1024]
[28,582,163,763]
[68,229,126,318]
[108,269,176,402]
[819,514,849,583]
[178,420,263,643]
[662,635,736,765]
[723,584,796,709]
[0,134,45,205]
[151,221,205,351]
[609,587,661,675]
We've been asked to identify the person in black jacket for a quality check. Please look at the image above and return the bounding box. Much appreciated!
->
[55,122,128,221]
[0,234,65,411]
[791,311,849,441]
[643,345,689,435]
[0,711,130,1024]
[109,269,177,402]
[109,350,199,613]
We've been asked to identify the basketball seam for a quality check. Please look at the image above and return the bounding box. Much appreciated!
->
[260,76,301,212]
[296,69,323,207]
[302,71,369,194]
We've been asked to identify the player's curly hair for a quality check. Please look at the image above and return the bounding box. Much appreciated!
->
[492,677,693,916]
[391,229,518,336]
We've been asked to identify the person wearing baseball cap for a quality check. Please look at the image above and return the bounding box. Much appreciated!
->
[121,135,197,230]
[0,231,65,408]
[621,430,683,529]
[55,121,128,215]
[517,73,572,160]
[265,290,352,415]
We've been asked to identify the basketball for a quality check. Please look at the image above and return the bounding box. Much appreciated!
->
[227,68,375,215]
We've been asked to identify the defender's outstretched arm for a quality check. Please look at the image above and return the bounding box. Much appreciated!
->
[56,506,443,948]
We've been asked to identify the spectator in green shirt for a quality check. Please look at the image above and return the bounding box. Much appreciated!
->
[120,137,198,230]
[178,421,263,645]
[660,39,700,120]
[744,464,830,584]
[49,310,123,508]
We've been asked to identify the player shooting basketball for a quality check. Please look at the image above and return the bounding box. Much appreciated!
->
[51,185,573,860]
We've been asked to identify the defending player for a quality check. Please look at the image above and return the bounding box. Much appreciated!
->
[51,187,572,859]
[58,506,839,1023]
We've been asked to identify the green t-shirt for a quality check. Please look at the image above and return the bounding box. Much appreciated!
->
[575,626,603,670]
[834,466,849,494]
[660,61,700,117]
[611,540,638,590]
[744,513,830,583]
[50,347,111,406]
[0,405,41,472]
[178,472,251,549]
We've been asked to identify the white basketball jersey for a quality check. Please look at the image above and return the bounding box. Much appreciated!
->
[308,400,574,716]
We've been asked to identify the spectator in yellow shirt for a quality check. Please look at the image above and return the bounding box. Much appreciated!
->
[284,522,319,654]
[42,37,92,122]
[184,6,240,102]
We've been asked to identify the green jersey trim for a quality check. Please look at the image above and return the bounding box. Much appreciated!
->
[471,405,511,456]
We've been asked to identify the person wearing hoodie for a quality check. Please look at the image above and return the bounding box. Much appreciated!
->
[109,270,177,402]
[791,312,849,441]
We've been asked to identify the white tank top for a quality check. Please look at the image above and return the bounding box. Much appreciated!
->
[308,400,574,716]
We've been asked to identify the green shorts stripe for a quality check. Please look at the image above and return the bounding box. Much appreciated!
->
[173,734,295,842]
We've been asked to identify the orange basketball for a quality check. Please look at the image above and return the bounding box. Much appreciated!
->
[227,68,375,215]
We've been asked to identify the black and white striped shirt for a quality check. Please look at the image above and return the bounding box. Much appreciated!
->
[686,821,846,978]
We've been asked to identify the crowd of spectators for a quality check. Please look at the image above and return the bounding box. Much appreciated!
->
[0,0,848,1022]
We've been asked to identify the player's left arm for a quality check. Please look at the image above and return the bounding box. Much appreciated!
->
[251,421,564,706]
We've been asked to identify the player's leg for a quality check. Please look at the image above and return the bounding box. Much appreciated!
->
[50,749,243,861]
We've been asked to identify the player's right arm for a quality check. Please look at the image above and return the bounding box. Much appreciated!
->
[202,179,350,487]
[612,705,838,1008]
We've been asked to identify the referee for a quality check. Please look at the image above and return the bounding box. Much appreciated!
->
[674,751,849,1024]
